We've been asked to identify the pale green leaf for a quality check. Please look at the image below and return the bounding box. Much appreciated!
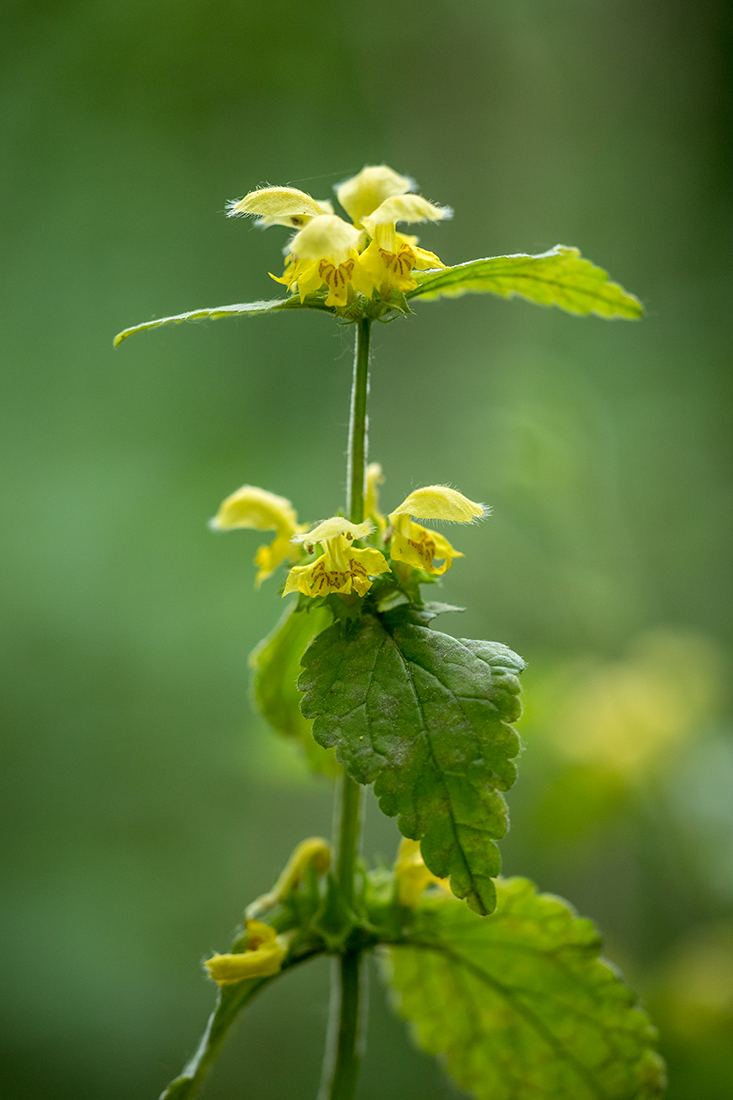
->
[113,294,330,347]
[387,877,666,1100]
[250,602,338,777]
[408,246,643,319]
[299,607,524,914]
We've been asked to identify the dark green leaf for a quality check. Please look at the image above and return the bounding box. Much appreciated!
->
[408,246,643,319]
[387,877,666,1100]
[113,293,331,347]
[299,608,524,914]
[250,602,338,777]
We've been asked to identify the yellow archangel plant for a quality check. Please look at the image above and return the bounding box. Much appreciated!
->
[228,165,450,307]
[209,468,485,599]
[115,166,665,1100]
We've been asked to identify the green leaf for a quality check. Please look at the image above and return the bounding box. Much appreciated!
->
[299,607,524,914]
[386,877,666,1100]
[250,601,339,777]
[407,246,643,319]
[113,293,331,347]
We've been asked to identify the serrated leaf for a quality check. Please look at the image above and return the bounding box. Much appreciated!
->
[387,877,666,1100]
[408,246,643,319]
[250,602,339,777]
[299,608,524,914]
[113,293,331,347]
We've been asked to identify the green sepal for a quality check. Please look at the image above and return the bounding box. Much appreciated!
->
[408,246,643,319]
[368,287,414,322]
[250,601,339,777]
[385,876,666,1100]
[299,608,524,915]
[113,292,333,347]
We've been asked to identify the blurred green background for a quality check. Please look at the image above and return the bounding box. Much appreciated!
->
[1,1,732,1097]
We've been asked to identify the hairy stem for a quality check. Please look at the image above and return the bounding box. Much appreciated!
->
[338,316,371,906]
[319,951,366,1100]
[319,317,372,1100]
[346,317,371,528]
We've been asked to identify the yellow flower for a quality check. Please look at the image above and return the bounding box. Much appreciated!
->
[228,168,451,306]
[227,185,333,228]
[210,485,306,586]
[336,165,416,230]
[394,838,449,907]
[364,462,387,534]
[388,485,485,576]
[271,215,373,308]
[283,517,389,598]
[359,193,451,296]
[205,920,287,986]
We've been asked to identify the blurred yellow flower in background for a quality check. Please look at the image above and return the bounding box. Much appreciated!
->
[537,630,724,778]
[658,921,733,1039]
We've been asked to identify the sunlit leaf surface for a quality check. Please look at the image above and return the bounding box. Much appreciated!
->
[409,246,643,319]
[388,877,666,1100]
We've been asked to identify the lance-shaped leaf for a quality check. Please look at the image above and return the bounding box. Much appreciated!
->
[408,246,643,319]
[386,877,666,1100]
[113,293,331,347]
[250,602,339,777]
[299,608,524,914]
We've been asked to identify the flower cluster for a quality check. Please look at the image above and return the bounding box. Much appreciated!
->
[210,465,485,601]
[227,165,452,307]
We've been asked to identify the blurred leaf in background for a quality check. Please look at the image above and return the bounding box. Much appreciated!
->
[1,0,731,1098]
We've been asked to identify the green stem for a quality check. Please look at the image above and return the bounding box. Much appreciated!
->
[319,951,365,1100]
[347,317,371,527]
[338,315,371,907]
[319,317,372,1100]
